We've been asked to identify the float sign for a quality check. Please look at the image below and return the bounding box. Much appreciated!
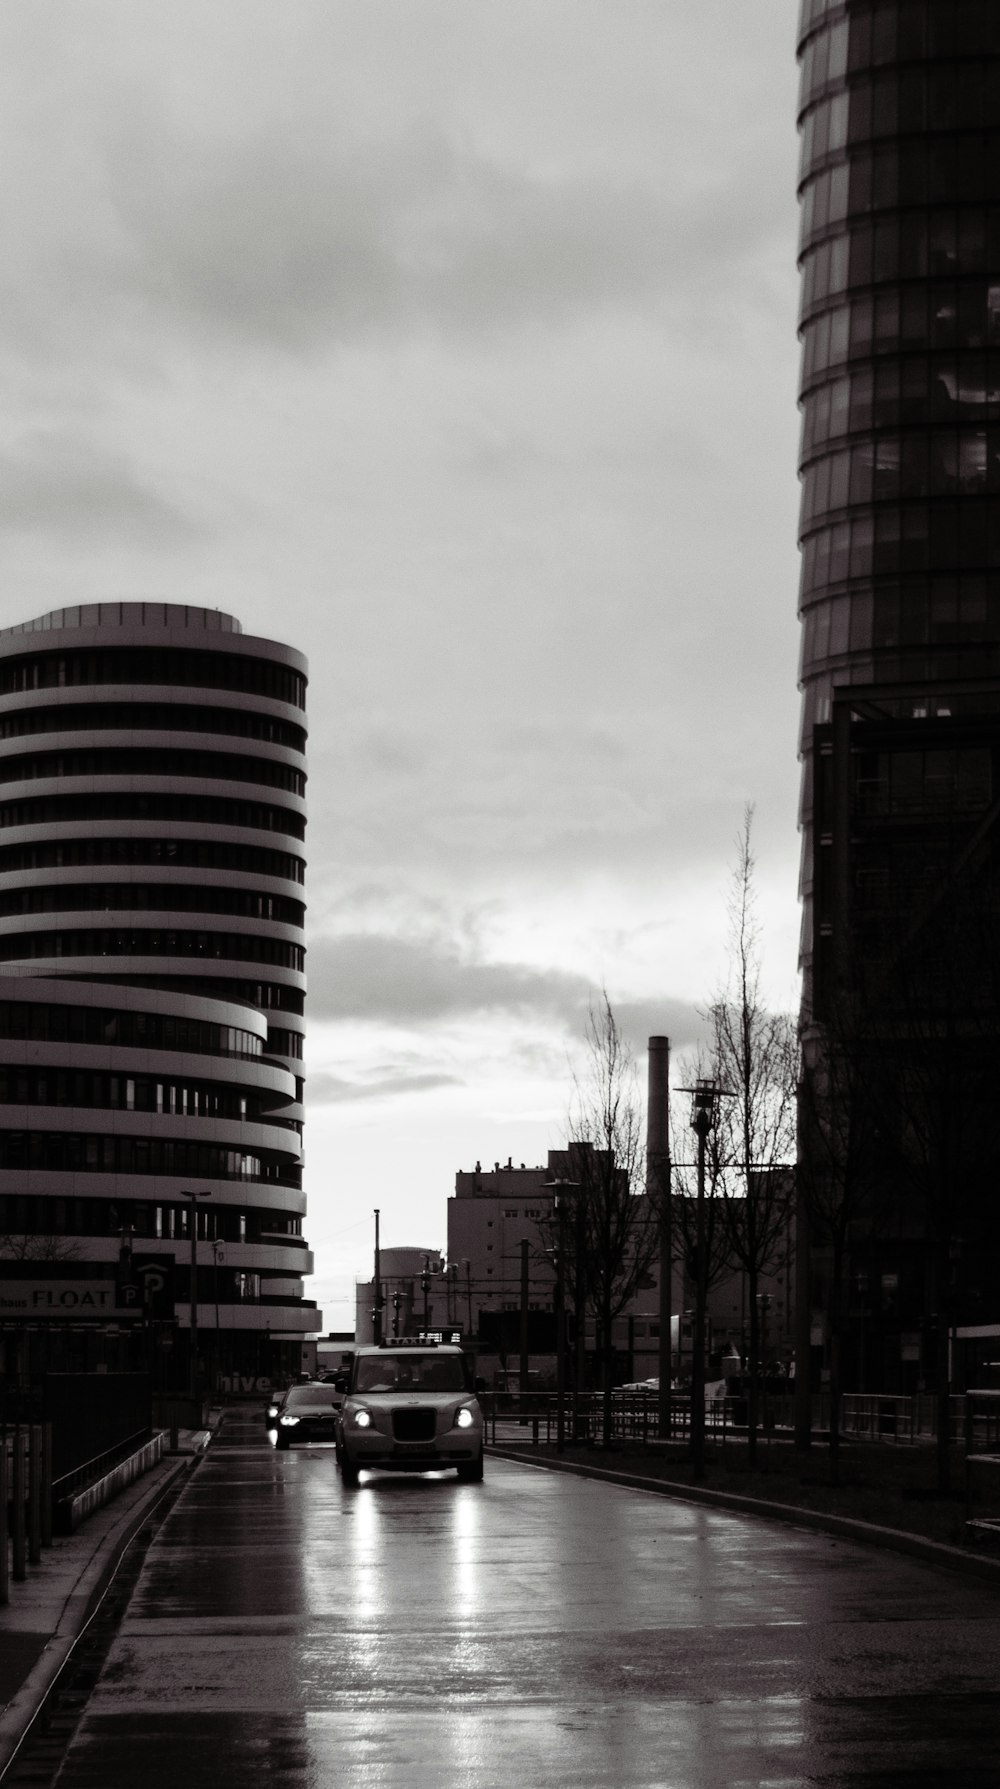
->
[0,1280,139,1319]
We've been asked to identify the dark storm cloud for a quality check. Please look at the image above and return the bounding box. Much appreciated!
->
[307,930,706,1048]
[0,432,203,543]
[95,109,783,354]
[308,932,592,1025]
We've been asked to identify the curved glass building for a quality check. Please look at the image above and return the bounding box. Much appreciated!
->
[0,603,313,1388]
[796,1,1000,1388]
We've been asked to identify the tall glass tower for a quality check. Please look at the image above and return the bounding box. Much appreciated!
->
[796,2,1000,1388]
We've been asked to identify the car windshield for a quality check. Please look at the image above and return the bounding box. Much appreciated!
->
[283,1386,340,1411]
[355,1354,467,1393]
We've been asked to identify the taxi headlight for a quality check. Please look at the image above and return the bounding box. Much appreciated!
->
[279,1414,300,1426]
[454,1405,476,1429]
[352,1408,373,1429]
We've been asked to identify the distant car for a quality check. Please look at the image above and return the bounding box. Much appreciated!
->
[264,1388,288,1425]
[336,1341,484,1486]
[273,1382,343,1450]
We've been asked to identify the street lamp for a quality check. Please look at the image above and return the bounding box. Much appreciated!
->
[213,1240,225,1385]
[686,1078,722,1480]
[542,1191,569,1453]
[181,1189,212,1405]
[421,1255,432,1334]
[544,1174,583,1444]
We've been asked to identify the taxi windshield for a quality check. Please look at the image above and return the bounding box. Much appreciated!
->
[283,1386,340,1411]
[355,1354,467,1393]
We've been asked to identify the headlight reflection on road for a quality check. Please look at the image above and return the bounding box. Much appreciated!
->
[450,1482,482,1625]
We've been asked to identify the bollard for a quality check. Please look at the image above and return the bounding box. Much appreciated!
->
[28,1426,42,1567]
[0,1437,7,1606]
[12,1430,26,1582]
[41,1423,53,1549]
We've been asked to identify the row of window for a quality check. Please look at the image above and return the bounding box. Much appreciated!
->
[799,3,1000,83]
[800,69,1000,178]
[799,669,998,758]
[801,583,1000,668]
[849,746,993,818]
[801,151,1000,255]
[802,232,1000,334]
[0,701,305,753]
[801,285,1000,383]
[0,747,305,799]
[802,500,1000,590]
[266,1027,303,1061]
[0,1133,276,1180]
[0,1193,301,1245]
[0,648,305,710]
[801,435,1000,530]
[0,836,304,886]
[0,1000,263,1057]
[0,1066,259,1120]
[0,883,305,928]
[141,975,304,1017]
[802,360,1000,455]
[0,792,305,841]
[0,929,305,972]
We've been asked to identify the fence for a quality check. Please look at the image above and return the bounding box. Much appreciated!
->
[481,1387,973,1450]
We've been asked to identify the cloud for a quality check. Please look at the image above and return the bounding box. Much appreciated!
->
[308,931,593,1027]
[0,4,796,367]
[0,432,204,545]
[306,928,708,1051]
[308,1068,462,1105]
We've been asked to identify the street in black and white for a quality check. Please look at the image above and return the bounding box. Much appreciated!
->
[46,1411,1000,1788]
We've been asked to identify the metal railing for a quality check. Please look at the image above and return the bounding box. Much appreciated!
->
[482,1388,975,1450]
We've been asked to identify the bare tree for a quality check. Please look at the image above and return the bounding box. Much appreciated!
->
[0,1232,82,1262]
[710,807,798,1465]
[541,994,656,1444]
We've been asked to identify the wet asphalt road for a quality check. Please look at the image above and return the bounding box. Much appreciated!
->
[48,1408,1000,1788]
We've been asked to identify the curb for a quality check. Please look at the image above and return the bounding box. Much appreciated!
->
[487,1446,1000,1587]
[0,1452,197,1780]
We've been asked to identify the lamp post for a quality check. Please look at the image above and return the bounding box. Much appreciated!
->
[421,1256,432,1334]
[545,1173,583,1438]
[181,1190,211,1405]
[687,1079,720,1480]
[213,1240,225,1387]
[462,1259,473,1338]
[543,1192,569,1453]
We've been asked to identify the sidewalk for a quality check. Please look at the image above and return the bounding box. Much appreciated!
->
[0,1427,212,1779]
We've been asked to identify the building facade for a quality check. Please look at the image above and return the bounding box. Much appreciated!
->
[0,602,314,1389]
[796,1,1000,1389]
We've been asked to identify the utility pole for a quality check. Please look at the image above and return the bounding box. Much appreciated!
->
[688,1080,720,1480]
[373,1208,383,1344]
[519,1238,529,1421]
[647,1035,672,1439]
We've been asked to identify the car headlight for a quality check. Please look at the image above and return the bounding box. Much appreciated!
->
[454,1405,476,1430]
[279,1414,300,1426]
[351,1408,373,1429]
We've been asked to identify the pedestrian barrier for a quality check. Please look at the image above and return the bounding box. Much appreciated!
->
[0,1423,53,1603]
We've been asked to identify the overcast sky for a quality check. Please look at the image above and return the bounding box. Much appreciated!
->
[0,1,803,1328]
